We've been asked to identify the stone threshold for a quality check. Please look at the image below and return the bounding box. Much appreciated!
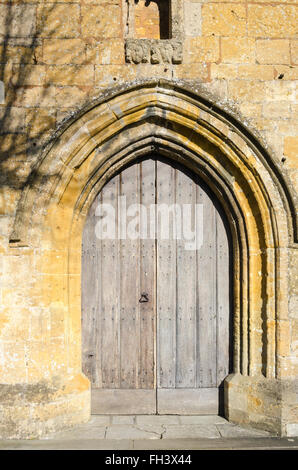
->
[41,414,273,441]
[1,415,298,450]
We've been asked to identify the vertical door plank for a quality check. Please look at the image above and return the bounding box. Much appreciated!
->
[100,177,120,388]
[216,210,230,385]
[93,191,103,388]
[82,194,100,385]
[139,159,156,389]
[196,183,217,388]
[156,161,177,389]
[176,169,197,388]
[119,164,140,389]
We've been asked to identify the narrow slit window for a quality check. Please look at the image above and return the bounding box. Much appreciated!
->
[134,0,171,39]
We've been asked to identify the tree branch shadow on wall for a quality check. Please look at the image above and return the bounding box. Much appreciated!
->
[0,3,68,200]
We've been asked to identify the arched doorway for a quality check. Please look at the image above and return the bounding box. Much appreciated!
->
[82,155,232,415]
[8,80,295,436]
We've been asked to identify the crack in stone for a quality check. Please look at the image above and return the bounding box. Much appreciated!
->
[160,424,167,440]
[215,424,224,437]
[134,425,163,438]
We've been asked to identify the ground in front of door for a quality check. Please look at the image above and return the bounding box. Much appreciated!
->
[1,415,298,450]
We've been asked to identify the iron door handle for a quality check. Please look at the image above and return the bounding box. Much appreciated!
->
[139,292,149,303]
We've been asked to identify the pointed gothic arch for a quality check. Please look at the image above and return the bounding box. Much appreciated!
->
[9,80,297,435]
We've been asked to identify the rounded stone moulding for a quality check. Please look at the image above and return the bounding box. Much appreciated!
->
[5,79,297,438]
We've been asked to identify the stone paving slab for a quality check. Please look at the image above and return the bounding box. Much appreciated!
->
[1,415,296,449]
[0,439,134,450]
[179,415,227,425]
[34,415,275,442]
[136,415,180,425]
[133,438,298,450]
[1,438,298,450]
[42,422,269,442]
[84,414,231,426]
[216,424,271,438]
[88,416,111,426]
[42,426,107,441]
[106,424,164,440]
[163,424,220,439]
[111,416,135,425]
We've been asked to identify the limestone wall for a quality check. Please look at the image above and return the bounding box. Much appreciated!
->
[0,2,296,170]
[0,0,297,438]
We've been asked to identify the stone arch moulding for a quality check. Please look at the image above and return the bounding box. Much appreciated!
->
[8,79,297,438]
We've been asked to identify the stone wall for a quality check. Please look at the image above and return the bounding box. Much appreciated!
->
[0,1,297,182]
[0,0,297,438]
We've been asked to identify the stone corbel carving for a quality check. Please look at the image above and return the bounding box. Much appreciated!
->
[125,39,183,64]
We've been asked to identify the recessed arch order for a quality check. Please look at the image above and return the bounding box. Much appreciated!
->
[10,80,296,414]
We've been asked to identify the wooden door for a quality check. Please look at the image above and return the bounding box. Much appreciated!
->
[82,156,231,415]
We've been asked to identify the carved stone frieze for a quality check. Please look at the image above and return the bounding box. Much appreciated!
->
[125,39,183,65]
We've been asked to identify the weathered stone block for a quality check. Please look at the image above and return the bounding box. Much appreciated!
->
[133,64,173,81]
[184,2,201,37]
[175,63,208,81]
[11,64,46,86]
[221,37,255,64]
[228,80,265,103]
[0,133,27,160]
[256,39,290,65]
[263,101,291,119]
[46,65,94,86]
[0,4,36,38]
[86,39,124,65]
[287,424,298,437]
[273,66,298,81]
[1,342,27,383]
[239,103,262,119]
[15,86,56,107]
[37,250,68,275]
[265,80,296,102]
[0,107,25,133]
[284,137,298,170]
[237,64,275,80]
[210,64,239,80]
[225,374,298,436]
[185,37,219,63]
[202,4,246,37]
[25,108,56,139]
[0,43,42,65]
[202,80,228,101]
[37,4,80,38]
[95,65,137,89]
[81,5,121,39]
[0,187,19,217]
[43,39,86,65]
[247,5,297,38]
[291,40,298,65]
[0,378,90,439]
[55,86,89,108]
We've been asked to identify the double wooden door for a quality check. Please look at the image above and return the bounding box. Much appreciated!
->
[82,156,231,414]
